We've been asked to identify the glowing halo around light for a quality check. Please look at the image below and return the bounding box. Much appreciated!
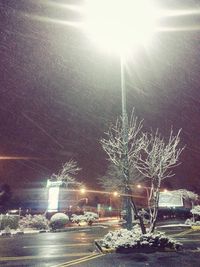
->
[83,0,159,54]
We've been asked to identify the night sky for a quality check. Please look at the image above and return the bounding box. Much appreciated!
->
[1,0,200,193]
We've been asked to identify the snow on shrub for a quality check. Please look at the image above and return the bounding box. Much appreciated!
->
[184,205,200,226]
[0,214,19,230]
[185,218,200,226]
[71,214,85,225]
[19,214,49,230]
[49,213,69,230]
[191,205,200,216]
[185,218,193,225]
[19,215,32,229]
[101,225,182,251]
[71,212,98,226]
[84,212,98,225]
[30,215,49,230]
[2,226,11,234]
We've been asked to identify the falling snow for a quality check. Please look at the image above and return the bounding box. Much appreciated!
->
[0,0,200,191]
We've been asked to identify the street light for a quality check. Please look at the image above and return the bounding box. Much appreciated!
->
[83,0,158,55]
[113,191,119,197]
[109,191,120,213]
[83,0,159,229]
[80,188,86,194]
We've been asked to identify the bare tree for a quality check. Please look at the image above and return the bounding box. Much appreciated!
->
[100,111,143,169]
[135,129,184,233]
[51,160,82,188]
[100,110,146,232]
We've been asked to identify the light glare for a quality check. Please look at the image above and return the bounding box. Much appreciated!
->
[83,0,159,54]
[113,191,119,196]
[80,188,86,194]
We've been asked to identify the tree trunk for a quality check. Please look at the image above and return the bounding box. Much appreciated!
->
[149,180,160,233]
[130,196,146,234]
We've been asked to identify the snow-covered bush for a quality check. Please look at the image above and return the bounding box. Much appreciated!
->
[30,215,49,230]
[185,218,200,226]
[83,212,99,225]
[19,214,49,230]
[101,226,182,252]
[2,226,11,235]
[191,205,200,217]
[49,213,69,230]
[184,205,200,226]
[185,218,193,225]
[102,226,141,249]
[71,214,85,225]
[19,215,32,229]
[0,214,19,230]
[71,212,98,226]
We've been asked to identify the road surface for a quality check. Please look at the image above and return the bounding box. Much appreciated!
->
[0,223,200,266]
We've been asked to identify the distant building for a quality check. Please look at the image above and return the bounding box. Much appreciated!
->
[159,191,193,209]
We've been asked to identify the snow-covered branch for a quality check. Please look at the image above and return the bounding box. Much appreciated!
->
[136,129,184,181]
[134,129,184,233]
[100,110,144,170]
[51,160,82,188]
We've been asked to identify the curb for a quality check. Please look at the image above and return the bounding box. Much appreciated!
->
[94,240,178,254]
[157,225,191,230]
[0,225,107,237]
[50,225,106,233]
[94,240,115,254]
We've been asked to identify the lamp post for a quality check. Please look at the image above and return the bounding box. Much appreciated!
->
[83,0,158,229]
[120,55,133,229]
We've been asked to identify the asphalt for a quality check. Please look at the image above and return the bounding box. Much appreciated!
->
[0,219,200,266]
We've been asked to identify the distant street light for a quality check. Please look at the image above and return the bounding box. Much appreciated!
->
[137,184,150,206]
[83,0,159,229]
[109,191,119,211]
[80,188,86,194]
[137,184,169,207]
[113,191,119,197]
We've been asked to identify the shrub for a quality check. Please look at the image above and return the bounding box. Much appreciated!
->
[191,205,200,216]
[19,214,49,230]
[49,213,69,230]
[19,215,32,229]
[101,226,182,252]
[185,218,193,225]
[185,218,200,226]
[31,215,49,230]
[71,212,98,226]
[0,214,19,230]
[71,214,84,225]
[84,212,98,225]
[2,226,11,235]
